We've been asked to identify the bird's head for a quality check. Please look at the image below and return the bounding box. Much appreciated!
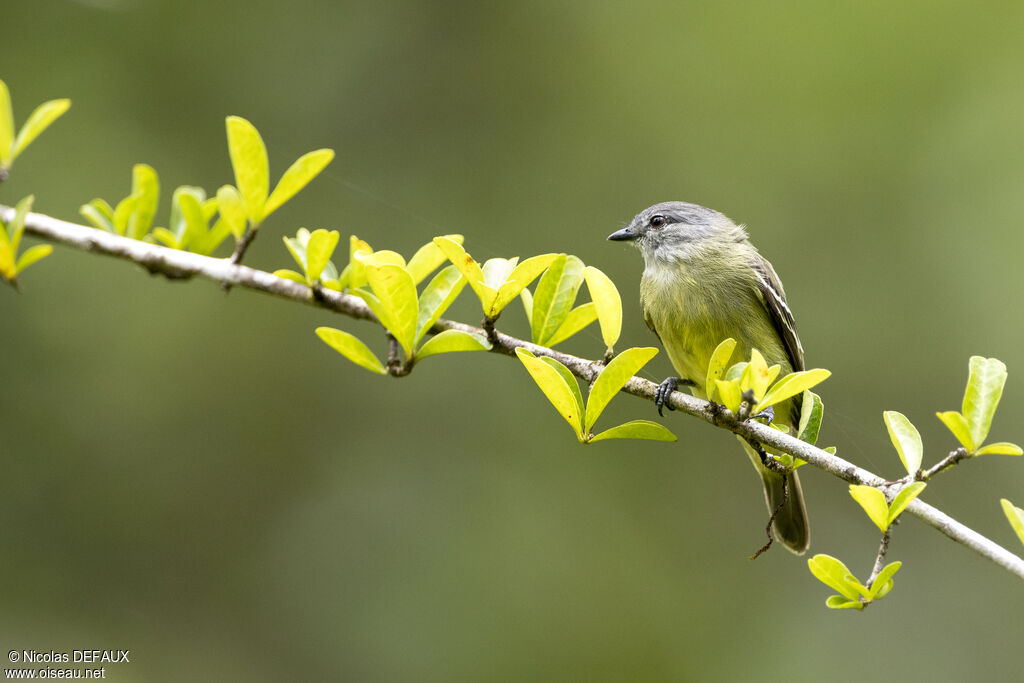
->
[608,201,746,264]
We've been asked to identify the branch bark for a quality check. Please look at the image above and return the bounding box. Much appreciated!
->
[6,204,1024,581]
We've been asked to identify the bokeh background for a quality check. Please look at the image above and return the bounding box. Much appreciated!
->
[3,1,1024,680]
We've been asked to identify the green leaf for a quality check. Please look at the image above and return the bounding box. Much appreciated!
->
[491,253,560,316]
[481,257,517,289]
[79,199,116,232]
[7,194,33,252]
[415,329,490,360]
[10,98,70,163]
[216,185,247,239]
[887,482,926,525]
[976,442,1024,456]
[407,234,463,285]
[530,254,584,344]
[797,390,824,445]
[582,265,622,351]
[807,554,862,601]
[520,287,533,321]
[715,379,743,413]
[883,410,924,475]
[1000,499,1024,547]
[305,229,340,282]
[869,561,902,600]
[225,115,269,225]
[14,244,52,274]
[540,357,585,424]
[962,356,1007,450]
[849,485,890,531]
[112,194,138,236]
[589,420,677,443]
[151,227,180,249]
[758,368,831,411]
[126,164,159,240]
[705,338,738,399]
[740,349,780,404]
[415,265,466,345]
[357,249,407,269]
[345,235,374,290]
[315,327,387,374]
[516,348,584,438]
[364,264,418,357]
[0,79,13,167]
[433,237,493,311]
[585,346,659,434]
[176,190,207,250]
[935,411,975,451]
[262,148,334,219]
[272,269,307,284]
[546,302,598,347]
[825,596,864,610]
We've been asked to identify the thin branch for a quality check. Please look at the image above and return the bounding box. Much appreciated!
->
[865,527,892,591]
[922,447,971,480]
[6,204,1024,581]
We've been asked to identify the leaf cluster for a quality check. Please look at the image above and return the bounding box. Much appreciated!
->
[807,554,901,610]
[0,79,70,175]
[0,195,51,287]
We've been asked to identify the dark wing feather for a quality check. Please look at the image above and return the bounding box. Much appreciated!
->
[751,254,804,372]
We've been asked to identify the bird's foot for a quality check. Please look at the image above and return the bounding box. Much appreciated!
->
[655,376,694,416]
[751,405,775,424]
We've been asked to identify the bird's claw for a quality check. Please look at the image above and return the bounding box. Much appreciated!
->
[655,377,680,416]
[751,405,775,423]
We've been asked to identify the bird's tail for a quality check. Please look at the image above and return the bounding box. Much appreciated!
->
[740,437,810,554]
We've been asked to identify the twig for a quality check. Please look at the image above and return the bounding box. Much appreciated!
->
[921,447,971,480]
[865,527,893,594]
[6,204,1024,582]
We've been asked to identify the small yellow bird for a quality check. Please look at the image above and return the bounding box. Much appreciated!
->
[609,201,809,554]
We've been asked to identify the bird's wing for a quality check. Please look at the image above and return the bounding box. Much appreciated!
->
[751,254,804,372]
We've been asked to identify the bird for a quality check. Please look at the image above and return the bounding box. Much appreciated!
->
[608,200,810,554]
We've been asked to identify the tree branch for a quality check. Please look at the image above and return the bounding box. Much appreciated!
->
[6,204,1024,581]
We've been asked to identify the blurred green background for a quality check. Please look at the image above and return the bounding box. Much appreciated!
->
[3,0,1024,680]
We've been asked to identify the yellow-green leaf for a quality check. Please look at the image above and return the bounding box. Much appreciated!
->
[758,368,831,411]
[740,349,780,403]
[10,98,70,163]
[315,327,386,374]
[705,338,738,400]
[433,237,493,311]
[346,235,374,290]
[7,194,33,252]
[540,357,585,424]
[492,253,560,318]
[590,420,677,443]
[962,356,1007,450]
[126,163,159,240]
[797,390,824,445]
[407,234,463,285]
[364,264,418,357]
[225,115,269,224]
[715,378,743,413]
[849,485,890,531]
[935,410,975,451]
[305,229,340,282]
[585,346,658,434]
[976,442,1024,456]
[273,269,307,284]
[887,481,926,525]
[516,348,583,438]
[415,265,466,345]
[1000,499,1024,547]
[216,185,247,239]
[14,244,52,274]
[0,79,13,167]
[520,288,533,321]
[582,265,622,351]
[262,148,334,219]
[883,410,923,475]
[530,254,583,344]
[546,302,598,347]
[79,199,115,232]
[807,554,862,602]
[868,561,902,600]
[415,329,490,360]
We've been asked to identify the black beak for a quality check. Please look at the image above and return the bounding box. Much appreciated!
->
[607,225,638,241]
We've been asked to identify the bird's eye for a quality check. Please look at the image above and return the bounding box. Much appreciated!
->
[650,215,666,228]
